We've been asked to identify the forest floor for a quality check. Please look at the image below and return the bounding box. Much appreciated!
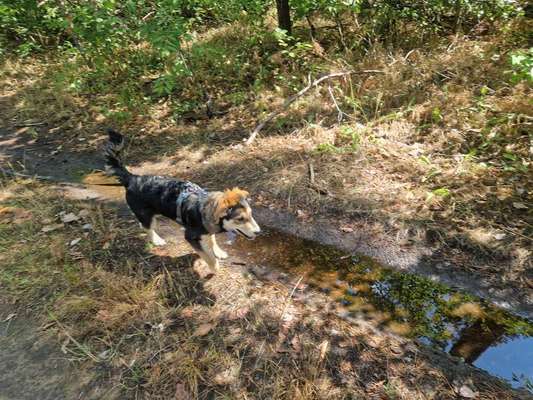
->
[0,30,531,315]
[1,176,531,400]
[0,16,531,400]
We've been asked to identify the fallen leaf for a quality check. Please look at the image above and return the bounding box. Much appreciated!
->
[340,226,354,233]
[512,202,528,210]
[60,212,80,223]
[41,223,64,233]
[2,313,16,322]
[291,335,302,353]
[0,207,32,224]
[227,307,249,321]
[181,307,195,318]
[214,366,239,385]
[338,340,351,348]
[458,384,478,399]
[70,238,82,246]
[78,209,90,218]
[318,340,329,361]
[193,322,216,337]
[174,382,193,400]
[339,360,352,373]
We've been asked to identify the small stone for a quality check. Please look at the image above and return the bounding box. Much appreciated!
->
[512,202,528,210]
[98,349,111,360]
[60,212,80,223]
[78,209,90,218]
[41,223,64,233]
[458,385,477,399]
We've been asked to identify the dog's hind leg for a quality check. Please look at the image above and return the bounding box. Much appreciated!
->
[127,196,166,246]
[148,217,167,246]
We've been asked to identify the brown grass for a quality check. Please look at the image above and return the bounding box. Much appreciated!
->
[0,177,526,399]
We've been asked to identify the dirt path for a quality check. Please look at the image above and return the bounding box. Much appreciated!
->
[1,126,531,320]
[2,171,533,398]
[0,304,122,400]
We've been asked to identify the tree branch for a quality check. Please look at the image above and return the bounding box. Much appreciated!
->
[245,70,382,146]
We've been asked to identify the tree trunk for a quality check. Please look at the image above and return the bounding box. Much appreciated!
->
[276,0,292,35]
[449,321,505,364]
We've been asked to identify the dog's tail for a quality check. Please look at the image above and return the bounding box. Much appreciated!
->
[104,128,131,186]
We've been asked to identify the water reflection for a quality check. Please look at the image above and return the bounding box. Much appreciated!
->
[229,229,533,390]
[77,174,533,391]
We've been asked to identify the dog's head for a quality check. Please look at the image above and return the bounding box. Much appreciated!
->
[205,188,261,239]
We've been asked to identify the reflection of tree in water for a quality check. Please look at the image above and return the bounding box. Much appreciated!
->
[449,320,507,363]
[234,231,533,365]
[362,269,532,361]
[364,271,457,345]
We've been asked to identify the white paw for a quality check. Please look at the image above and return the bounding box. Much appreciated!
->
[215,249,228,259]
[151,235,167,246]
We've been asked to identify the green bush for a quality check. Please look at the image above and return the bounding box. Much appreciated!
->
[508,48,533,84]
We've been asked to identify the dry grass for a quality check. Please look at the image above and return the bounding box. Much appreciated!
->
[0,177,528,399]
[0,18,531,306]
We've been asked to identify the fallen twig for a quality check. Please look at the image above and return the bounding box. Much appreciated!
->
[245,70,382,145]
[279,275,304,324]
[15,121,45,127]
[327,84,350,122]
[308,163,315,185]
[307,163,332,196]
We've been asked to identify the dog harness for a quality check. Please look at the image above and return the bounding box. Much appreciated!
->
[175,181,207,225]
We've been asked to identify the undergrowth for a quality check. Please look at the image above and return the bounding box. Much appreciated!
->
[0,1,531,306]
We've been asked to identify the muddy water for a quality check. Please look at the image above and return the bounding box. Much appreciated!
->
[229,230,533,390]
[79,171,533,390]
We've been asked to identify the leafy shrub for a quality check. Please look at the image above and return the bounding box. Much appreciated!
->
[508,48,533,83]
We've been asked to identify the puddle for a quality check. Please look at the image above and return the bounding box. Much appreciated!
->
[81,171,124,199]
[76,171,533,391]
[229,229,533,391]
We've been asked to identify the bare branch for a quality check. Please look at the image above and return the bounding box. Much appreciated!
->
[245,70,382,145]
[327,84,350,123]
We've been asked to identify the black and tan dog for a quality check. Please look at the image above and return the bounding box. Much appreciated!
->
[104,129,260,271]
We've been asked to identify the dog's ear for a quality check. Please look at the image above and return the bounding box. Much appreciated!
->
[203,188,249,232]
[214,187,249,219]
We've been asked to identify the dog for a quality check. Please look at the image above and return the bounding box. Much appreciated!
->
[103,129,261,271]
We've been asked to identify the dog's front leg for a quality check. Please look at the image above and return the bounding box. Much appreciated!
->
[185,232,219,271]
[199,234,220,269]
[212,235,228,259]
